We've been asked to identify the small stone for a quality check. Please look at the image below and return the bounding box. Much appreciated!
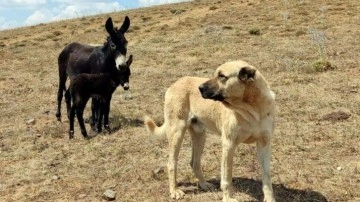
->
[122,92,133,100]
[337,166,342,171]
[78,194,87,199]
[52,175,60,180]
[153,167,164,175]
[103,189,116,201]
[26,118,36,125]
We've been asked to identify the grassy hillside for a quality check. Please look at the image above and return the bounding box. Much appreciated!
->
[0,0,359,201]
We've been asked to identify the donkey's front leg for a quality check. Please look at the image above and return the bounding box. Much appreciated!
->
[90,98,100,131]
[103,97,112,133]
[95,102,105,133]
[76,104,90,139]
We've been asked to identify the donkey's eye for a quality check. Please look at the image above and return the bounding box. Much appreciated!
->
[110,43,116,49]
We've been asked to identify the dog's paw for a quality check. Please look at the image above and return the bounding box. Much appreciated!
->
[199,181,216,191]
[170,189,185,200]
[222,198,239,202]
[263,198,276,202]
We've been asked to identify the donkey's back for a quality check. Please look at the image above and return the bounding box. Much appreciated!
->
[58,42,102,78]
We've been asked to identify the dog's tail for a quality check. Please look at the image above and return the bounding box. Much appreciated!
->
[144,115,166,139]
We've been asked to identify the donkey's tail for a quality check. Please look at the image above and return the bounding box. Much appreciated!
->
[144,115,167,139]
[55,48,69,121]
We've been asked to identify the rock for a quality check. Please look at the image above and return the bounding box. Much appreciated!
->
[153,167,164,175]
[337,166,342,171]
[152,167,166,180]
[122,91,133,100]
[103,189,116,201]
[78,194,87,199]
[26,118,36,125]
[52,175,60,180]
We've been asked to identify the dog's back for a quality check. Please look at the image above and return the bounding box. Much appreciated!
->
[145,76,223,137]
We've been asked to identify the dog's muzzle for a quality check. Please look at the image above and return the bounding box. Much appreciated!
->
[199,84,225,101]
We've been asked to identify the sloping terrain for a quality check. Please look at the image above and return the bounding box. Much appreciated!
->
[0,0,359,201]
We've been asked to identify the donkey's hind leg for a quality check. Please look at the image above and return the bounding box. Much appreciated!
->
[56,69,67,121]
[65,89,71,120]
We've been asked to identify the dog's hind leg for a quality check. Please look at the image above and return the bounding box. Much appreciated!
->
[256,138,275,202]
[167,120,187,200]
[189,126,216,191]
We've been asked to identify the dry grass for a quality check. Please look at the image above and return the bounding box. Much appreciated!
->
[1,0,360,201]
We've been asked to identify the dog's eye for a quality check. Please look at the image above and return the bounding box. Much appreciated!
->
[218,74,228,81]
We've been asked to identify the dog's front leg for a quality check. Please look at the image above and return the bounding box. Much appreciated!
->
[256,137,275,202]
[221,138,238,202]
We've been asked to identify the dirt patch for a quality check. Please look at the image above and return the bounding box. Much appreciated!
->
[321,111,351,122]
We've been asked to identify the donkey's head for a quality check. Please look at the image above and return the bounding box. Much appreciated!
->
[105,16,130,69]
[117,55,133,91]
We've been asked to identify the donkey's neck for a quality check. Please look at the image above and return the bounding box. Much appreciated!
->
[100,42,117,66]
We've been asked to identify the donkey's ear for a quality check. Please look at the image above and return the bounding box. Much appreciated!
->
[118,16,130,33]
[126,55,133,67]
[238,67,256,81]
[105,17,114,35]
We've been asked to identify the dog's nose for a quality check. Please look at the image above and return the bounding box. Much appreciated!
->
[199,84,205,94]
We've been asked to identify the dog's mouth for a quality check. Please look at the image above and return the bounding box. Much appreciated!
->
[220,100,232,108]
[199,83,225,101]
[210,94,225,101]
[201,91,225,101]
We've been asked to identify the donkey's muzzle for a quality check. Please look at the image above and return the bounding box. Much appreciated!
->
[123,82,129,91]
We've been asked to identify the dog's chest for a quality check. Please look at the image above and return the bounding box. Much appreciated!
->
[244,116,273,141]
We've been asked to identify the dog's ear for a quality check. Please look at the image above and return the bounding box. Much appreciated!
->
[238,67,256,81]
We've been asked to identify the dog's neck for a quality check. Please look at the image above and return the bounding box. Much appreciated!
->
[222,87,275,123]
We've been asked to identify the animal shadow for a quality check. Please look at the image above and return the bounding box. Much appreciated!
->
[108,114,143,132]
[179,178,328,202]
[232,177,328,202]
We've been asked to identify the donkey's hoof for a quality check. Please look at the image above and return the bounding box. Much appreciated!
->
[95,127,102,133]
[69,131,74,139]
[90,125,97,132]
[83,135,91,140]
[56,113,61,122]
[104,125,111,133]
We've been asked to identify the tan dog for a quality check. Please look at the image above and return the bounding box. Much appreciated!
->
[144,60,276,202]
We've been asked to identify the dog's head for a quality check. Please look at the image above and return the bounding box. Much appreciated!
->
[199,61,258,105]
